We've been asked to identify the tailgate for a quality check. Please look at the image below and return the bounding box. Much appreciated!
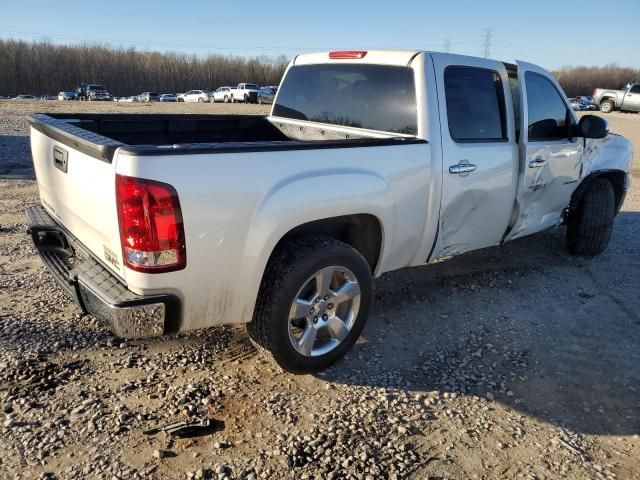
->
[29,115,126,279]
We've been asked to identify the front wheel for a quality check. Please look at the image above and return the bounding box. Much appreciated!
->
[248,236,372,373]
[198,97,204,103]
[567,177,615,256]
[600,100,614,113]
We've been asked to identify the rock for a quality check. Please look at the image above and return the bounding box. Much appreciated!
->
[152,449,169,460]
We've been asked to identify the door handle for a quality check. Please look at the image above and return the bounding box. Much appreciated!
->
[528,158,546,168]
[449,163,477,174]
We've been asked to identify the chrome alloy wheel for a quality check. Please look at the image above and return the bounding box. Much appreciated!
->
[287,266,361,357]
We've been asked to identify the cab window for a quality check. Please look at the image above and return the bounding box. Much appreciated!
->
[444,66,506,142]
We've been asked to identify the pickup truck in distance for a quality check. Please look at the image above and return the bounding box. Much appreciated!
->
[27,50,633,373]
[593,84,640,113]
[231,83,260,103]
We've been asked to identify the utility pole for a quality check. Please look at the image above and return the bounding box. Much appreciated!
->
[482,28,492,58]
[442,38,452,53]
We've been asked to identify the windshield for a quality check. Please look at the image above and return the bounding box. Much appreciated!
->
[273,64,417,135]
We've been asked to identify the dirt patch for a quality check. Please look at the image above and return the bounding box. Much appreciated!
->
[0,101,638,479]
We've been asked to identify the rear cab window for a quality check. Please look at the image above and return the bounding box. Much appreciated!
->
[444,66,507,142]
[273,64,417,135]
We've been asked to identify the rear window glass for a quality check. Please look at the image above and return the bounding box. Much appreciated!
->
[444,66,506,142]
[273,64,417,135]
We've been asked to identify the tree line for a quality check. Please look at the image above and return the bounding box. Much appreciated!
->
[0,39,638,98]
[552,64,640,97]
[0,39,289,96]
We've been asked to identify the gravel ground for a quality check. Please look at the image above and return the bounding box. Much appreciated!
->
[0,101,639,479]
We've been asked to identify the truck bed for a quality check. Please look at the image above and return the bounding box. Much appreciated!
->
[29,113,417,163]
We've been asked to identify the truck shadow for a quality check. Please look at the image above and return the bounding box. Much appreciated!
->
[0,134,33,179]
[320,212,640,436]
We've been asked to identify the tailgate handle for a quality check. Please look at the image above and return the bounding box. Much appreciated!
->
[53,146,68,173]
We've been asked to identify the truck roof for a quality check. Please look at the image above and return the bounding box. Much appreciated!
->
[293,49,422,67]
[292,49,527,69]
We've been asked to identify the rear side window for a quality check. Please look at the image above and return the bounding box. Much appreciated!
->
[525,72,570,141]
[444,67,506,142]
[630,85,640,94]
[273,64,417,135]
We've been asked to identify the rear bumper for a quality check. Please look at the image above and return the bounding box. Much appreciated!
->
[25,205,181,339]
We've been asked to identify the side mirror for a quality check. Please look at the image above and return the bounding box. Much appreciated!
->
[578,115,609,139]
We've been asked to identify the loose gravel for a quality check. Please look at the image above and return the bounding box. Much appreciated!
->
[0,101,639,479]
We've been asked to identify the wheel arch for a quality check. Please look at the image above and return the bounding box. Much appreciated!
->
[570,169,627,213]
[270,214,383,274]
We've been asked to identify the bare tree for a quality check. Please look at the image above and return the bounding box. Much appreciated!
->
[0,39,290,96]
[553,64,640,97]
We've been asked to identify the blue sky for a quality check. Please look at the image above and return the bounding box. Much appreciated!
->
[1,0,638,69]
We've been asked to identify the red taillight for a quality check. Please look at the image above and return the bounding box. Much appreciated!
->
[329,50,368,59]
[116,174,186,273]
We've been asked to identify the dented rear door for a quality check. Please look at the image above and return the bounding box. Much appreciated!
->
[506,61,582,241]
[431,53,519,257]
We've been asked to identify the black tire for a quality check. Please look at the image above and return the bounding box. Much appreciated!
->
[224,96,229,103]
[247,236,373,373]
[198,97,204,103]
[244,94,249,104]
[600,99,614,113]
[567,177,615,256]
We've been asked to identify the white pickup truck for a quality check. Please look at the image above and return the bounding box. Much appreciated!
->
[27,50,633,373]
[231,83,260,103]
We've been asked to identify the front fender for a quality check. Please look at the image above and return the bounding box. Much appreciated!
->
[582,134,633,175]
[235,169,394,323]
[571,133,633,211]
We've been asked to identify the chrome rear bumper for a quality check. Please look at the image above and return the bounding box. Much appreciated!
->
[25,205,180,338]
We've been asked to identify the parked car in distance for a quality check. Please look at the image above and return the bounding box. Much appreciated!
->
[177,90,212,103]
[231,83,260,103]
[593,84,640,113]
[58,91,76,101]
[569,98,583,111]
[14,95,36,100]
[139,92,160,103]
[26,50,632,374]
[258,86,277,104]
[212,87,233,103]
[160,93,177,102]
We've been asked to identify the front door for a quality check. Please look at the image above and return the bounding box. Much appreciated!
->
[505,61,583,240]
[432,53,519,258]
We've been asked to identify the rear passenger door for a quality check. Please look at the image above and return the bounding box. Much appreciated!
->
[432,54,519,257]
[505,61,582,240]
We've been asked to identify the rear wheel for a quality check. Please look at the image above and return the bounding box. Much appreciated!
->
[567,177,615,256]
[244,94,249,104]
[248,236,372,373]
[198,97,204,103]
[600,99,614,113]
